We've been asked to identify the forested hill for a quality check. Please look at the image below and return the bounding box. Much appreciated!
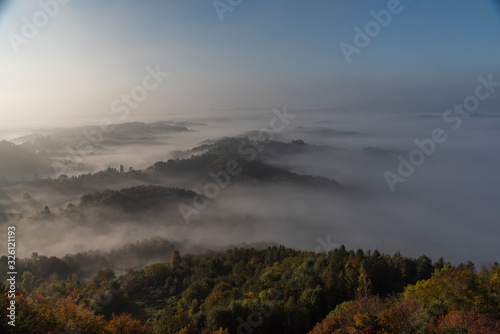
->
[1,245,499,333]
[0,140,52,177]
[151,137,342,189]
[79,186,198,212]
[0,137,344,217]
[14,121,189,150]
[1,137,343,192]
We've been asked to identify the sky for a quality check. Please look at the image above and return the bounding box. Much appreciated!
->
[0,0,499,125]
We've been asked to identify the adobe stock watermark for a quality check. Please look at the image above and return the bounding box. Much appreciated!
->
[7,0,71,54]
[51,65,169,175]
[178,106,295,224]
[340,0,413,64]
[213,0,244,21]
[384,74,499,192]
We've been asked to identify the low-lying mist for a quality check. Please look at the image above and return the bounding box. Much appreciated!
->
[1,105,499,267]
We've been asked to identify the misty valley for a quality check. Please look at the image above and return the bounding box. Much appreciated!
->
[1,110,500,333]
[1,1,500,332]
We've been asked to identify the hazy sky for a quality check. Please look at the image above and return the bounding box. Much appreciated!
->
[1,0,499,124]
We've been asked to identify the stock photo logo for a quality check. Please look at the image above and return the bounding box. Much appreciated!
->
[384,74,500,192]
[340,0,414,64]
[213,0,245,21]
[178,106,295,224]
[5,0,71,54]
[1,1,500,333]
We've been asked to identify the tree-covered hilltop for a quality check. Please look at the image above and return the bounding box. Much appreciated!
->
[1,137,342,202]
[1,245,498,333]
[0,140,52,178]
[0,184,203,226]
[0,238,221,283]
[79,185,198,212]
[309,265,500,334]
[15,121,189,152]
[0,137,344,217]
[150,137,342,189]
[0,122,191,180]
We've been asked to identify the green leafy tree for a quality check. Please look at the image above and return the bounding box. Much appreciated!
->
[22,271,35,293]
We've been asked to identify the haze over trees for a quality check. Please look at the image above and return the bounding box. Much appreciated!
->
[1,0,500,332]
[1,245,499,333]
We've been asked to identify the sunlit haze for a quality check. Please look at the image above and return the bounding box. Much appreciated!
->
[1,1,500,332]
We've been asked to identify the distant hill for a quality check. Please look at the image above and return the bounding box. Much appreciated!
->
[0,140,52,179]
[151,137,343,190]
[14,121,190,151]
[79,185,198,212]
[1,137,344,194]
